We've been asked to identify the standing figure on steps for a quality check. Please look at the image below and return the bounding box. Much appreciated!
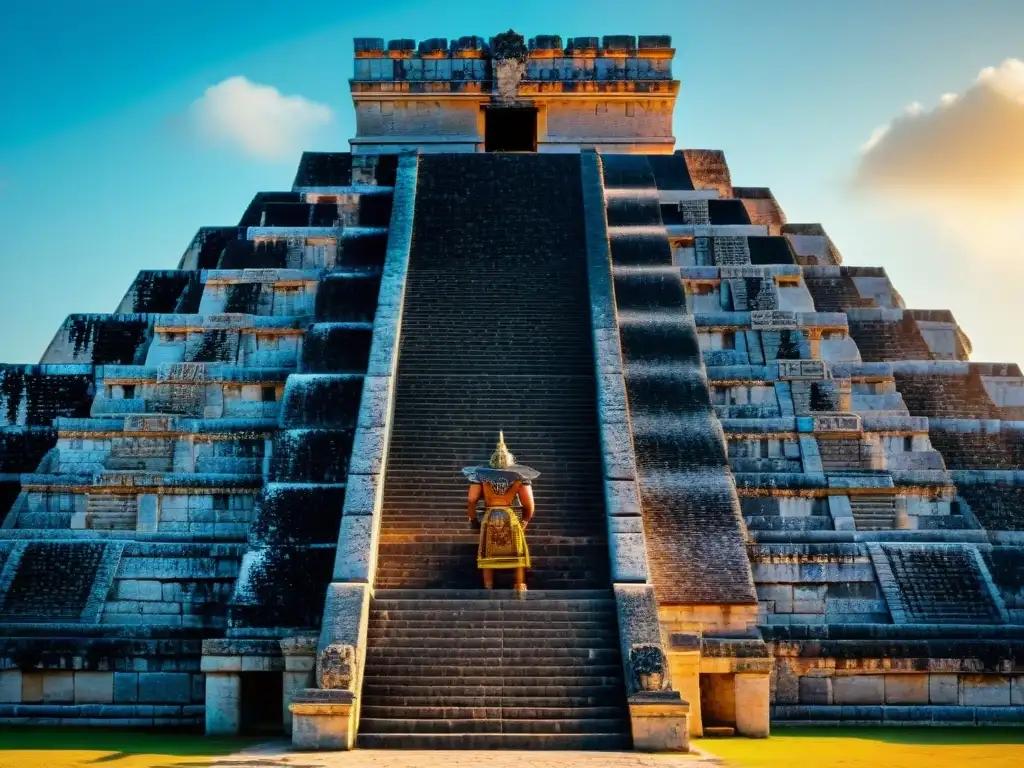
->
[463,432,539,596]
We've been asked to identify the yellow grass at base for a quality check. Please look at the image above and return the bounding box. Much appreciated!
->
[696,727,1024,768]
[0,728,260,768]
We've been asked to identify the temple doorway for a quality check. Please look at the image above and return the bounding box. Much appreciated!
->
[239,672,284,735]
[484,107,538,152]
[699,673,737,734]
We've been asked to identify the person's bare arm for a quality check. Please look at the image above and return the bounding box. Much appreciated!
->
[518,484,535,528]
[467,483,483,522]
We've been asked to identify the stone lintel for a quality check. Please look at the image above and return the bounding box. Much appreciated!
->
[279,635,319,658]
[202,638,285,672]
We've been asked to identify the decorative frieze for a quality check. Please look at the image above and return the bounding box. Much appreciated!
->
[751,310,798,330]
[778,360,828,381]
[812,413,862,434]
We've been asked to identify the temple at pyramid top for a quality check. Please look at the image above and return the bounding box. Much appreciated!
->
[349,32,680,154]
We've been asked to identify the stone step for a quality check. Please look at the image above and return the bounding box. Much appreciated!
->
[374,579,609,590]
[367,620,618,632]
[376,541,608,554]
[378,527,604,537]
[379,525,604,536]
[355,732,632,749]
[368,617,617,633]
[376,593,614,606]
[368,631,621,646]
[358,717,628,735]
[84,495,138,531]
[361,664,624,679]
[374,563,606,576]
[372,573,610,590]
[360,705,626,721]
[369,596,616,610]
[360,683,624,701]
[362,675,624,690]
[364,648,622,663]
[361,153,627,745]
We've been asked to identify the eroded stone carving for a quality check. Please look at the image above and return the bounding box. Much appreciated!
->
[751,310,798,330]
[316,644,355,690]
[629,644,667,692]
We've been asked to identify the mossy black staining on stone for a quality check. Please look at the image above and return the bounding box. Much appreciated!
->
[250,485,346,546]
[775,329,801,360]
[66,315,150,364]
[175,273,205,314]
[958,486,1024,530]
[230,546,335,629]
[293,152,353,187]
[263,202,314,228]
[603,154,755,605]
[748,236,797,266]
[0,366,93,426]
[338,231,388,270]
[237,192,302,228]
[193,226,244,270]
[0,427,57,472]
[301,324,373,373]
[0,481,20,525]
[314,274,381,323]
[281,376,363,429]
[810,381,839,412]
[219,241,289,270]
[1,542,106,620]
[223,283,262,314]
[189,329,235,363]
[357,192,394,227]
[130,271,195,313]
[268,429,355,483]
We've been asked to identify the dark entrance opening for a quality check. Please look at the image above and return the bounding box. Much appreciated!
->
[239,672,284,735]
[484,107,538,152]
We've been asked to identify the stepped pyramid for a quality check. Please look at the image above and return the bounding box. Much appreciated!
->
[0,31,1022,749]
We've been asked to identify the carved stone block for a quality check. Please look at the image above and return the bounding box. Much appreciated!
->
[812,413,862,433]
[778,359,828,381]
[751,310,798,330]
[316,644,355,691]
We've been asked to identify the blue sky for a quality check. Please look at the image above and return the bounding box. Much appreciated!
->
[1,0,1022,363]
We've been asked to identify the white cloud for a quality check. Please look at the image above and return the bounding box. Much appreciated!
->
[854,59,1024,201]
[852,59,1024,264]
[187,76,333,160]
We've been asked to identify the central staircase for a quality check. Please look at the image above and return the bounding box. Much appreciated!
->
[359,154,630,748]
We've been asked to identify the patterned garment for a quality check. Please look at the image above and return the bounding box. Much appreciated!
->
[477,505,531,570]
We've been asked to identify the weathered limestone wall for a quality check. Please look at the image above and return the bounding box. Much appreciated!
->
[0,668,205,726]
[752,543,890,625]
[771,653,1024,725]
[354,100,483,153]
[543,100,675,152]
